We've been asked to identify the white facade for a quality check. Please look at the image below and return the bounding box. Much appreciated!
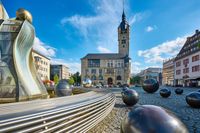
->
[32,50,50,81]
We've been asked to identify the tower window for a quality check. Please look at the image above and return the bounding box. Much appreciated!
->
[122,40,126,44]
[123,45,125,48]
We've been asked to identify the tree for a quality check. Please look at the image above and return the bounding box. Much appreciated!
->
[72,72,81,85]
[68,76,75,85]
[131,76,141,85]
[54,74,59,85]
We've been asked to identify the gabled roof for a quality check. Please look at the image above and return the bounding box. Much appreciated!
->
[175,30,200,61]
[0,1,9,20]
[81,53,130,60]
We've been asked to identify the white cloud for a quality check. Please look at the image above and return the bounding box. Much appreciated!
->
[146,26,153,32]
[138,36,187,64]
[132,61,141,66]
[33,37,80,74]
[97,46,111,53]
[33,37,56,57]
[131,61,142,74]
[145,25,157,32]
[61,0,145,53]
[51,59,81,74]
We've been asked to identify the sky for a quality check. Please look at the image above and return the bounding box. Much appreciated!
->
[3,0,200,74]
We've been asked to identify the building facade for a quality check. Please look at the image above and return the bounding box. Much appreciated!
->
[137,67,162,85]
[174,30,200,87]
[81,10,131,86]
[162,58,175,86]
[32,50,50,81]
[50,65,70,80]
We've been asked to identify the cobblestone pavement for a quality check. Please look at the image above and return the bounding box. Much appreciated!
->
[88,87,200,133]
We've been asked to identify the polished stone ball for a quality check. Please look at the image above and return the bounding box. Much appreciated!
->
[55,79,72,97]
[175,88,183,95]
[160,88,171,98]
[122,87,129,92]
[121,105,188,133]
[186,92,200,108]
[142,79,159,93]
[82,78,92,88]
[121,88,139,106]
[16,8,33,23]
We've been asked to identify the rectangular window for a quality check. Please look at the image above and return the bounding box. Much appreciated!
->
[183,58,189,65]
[88,59,100,67]
[176,70,181,75]
[176,61,181,67]
[106,68,114,74]
[99,69,102,74]
[91,69,96,74]
[192,55,199,62]
[183,68,189,74]
[121,39,126,44]
[192,65,199,72]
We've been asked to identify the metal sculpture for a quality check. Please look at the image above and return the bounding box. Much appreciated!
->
[160,88,171,98]
[121,105,188,133]
[0,5,48,102]
[121,88,139,106]
[56,79,72,96]
[175,88,183,95]
[186,92,200,108]
[82,78,92,88]
[142,78,159,93]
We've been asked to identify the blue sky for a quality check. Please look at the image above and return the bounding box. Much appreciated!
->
[3,0,200,73]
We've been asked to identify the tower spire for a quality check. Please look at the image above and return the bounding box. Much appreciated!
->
[122,0,126,21]
[0,0,9,20]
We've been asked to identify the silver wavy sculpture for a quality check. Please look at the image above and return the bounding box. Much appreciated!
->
[0,5,48,102]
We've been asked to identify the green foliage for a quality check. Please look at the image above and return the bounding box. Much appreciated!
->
[131,76,141,85]
[71,72,81,85]
[53,74,59,85]
[68,76,75,85]
[198,42,200,48]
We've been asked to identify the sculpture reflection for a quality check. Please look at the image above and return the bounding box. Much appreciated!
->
[186,92,200,108]
[121,105,188,133]
[160,88,171,98]
[0,3,48,102]
[142,78,159,93]
[56,79,72,97]
[121,88,139,106]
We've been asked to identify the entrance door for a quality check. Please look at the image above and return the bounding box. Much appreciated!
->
[107,78,113,85]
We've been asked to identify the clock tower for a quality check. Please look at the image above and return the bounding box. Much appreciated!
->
[118,10,130,56]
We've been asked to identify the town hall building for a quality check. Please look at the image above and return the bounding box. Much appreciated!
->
[81,10,131,86]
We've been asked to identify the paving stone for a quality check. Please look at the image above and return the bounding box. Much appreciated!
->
[88,87,200,133]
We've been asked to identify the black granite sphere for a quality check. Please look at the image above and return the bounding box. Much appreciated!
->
[121,89,139,106]
[160,88,171,98]
[121,105,188,133]
[56,79,72,97]
[175,88,183,95]
[142,78,159,93]
[186,92,200,108]
[122,87,129,92]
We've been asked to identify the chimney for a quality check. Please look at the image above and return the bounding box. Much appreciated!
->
[196,29,199,34]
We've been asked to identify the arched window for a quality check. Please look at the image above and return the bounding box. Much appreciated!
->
[99,75,103,80]
[91,75,96,80]
[117,75,122,80]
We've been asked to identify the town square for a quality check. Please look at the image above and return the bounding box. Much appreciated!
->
[0,0,200,132]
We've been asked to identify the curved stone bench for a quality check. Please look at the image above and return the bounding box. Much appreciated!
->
[0,91,115,132]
